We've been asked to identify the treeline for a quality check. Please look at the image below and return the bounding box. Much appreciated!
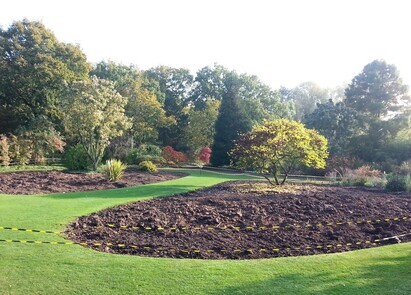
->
[1,20,410,172]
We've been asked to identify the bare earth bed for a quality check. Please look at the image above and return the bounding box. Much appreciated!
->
[67,181,411,259]
[0,168,186,195]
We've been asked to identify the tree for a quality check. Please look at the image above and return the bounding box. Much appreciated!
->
[211,74,252,166]
[0,19,90,132]
[183,98,220,152]
[126,78,175,146]
[280,82,329,121]
[305,100,359,155]
[145,66,194,147]
[345,60,409,118]
[91,61,140,98]
[230,119,328,185]
[61,77,131,170]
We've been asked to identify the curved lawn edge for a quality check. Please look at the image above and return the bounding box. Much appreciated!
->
[0,168,410,294]
[0,169,258,233]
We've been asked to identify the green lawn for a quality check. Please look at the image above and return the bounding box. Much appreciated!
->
[0,169,410,295]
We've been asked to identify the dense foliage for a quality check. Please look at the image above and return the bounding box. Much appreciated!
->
[100,159,127,182]
[231,120,328,185]
[1,20,410,175]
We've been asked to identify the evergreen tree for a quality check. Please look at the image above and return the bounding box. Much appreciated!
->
[345,60,409,118]
[211,75,251,166]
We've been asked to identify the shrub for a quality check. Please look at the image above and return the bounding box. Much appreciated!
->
[100,159,127,182]
[9,135,33,166]
[139,144,162,157]
[63,144,91,171]
[138,160,158,172]
[385,174,406,192]
[162,146,187,164]
[126,150,165,165]
[341,165,385,187]
[198,146,212,164]
[397,161,411,176]
[406,174,411,192]
[0,135,10,166]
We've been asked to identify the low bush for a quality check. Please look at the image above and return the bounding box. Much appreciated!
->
[162,146,187,164]
[406,174,411,192]
[9,135,33,166]
[197,146,212,164]
[63,144,91,171]
[126,145,164,165]
[138,160,157,172]
[0,135,10,166]
[339,165,386,188]
[385,174,406,192]
[100,159,127,182]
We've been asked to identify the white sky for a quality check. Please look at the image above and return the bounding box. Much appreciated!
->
[1,0,410,89]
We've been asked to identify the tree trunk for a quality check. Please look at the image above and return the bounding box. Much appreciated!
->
[281,173,288,185]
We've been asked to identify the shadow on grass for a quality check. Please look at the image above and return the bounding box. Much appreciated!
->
[39,183,205,200]
[212,245,411,295]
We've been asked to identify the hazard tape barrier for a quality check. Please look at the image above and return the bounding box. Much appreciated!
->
[0,226,60,234]
[0,233,410,254]
[1,215,409,235]
[104,215,411,232]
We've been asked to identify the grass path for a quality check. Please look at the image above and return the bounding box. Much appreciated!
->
[0,169,410,294]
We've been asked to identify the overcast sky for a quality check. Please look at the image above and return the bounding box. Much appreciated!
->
[1,0,410,89]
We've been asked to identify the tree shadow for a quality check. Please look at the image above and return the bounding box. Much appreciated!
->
[210,244,411,295]
[38,183,205,200]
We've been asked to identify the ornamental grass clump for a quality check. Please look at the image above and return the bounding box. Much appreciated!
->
[101,159,127,182]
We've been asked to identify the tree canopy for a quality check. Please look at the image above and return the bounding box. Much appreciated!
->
[345,60,409,118]
[0,19,90,132]
[231,119,328,185]
[61,76,131,170]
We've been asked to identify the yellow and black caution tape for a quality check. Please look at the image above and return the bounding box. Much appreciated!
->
[1,233,410,254]
[0,226,60,234]
[0,215,409,236]
[0,239,77,245]
[104,215,411,232]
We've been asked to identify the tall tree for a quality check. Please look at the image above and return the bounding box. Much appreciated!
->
[145,66,194,148]
[305,100,359,155]
[210,74,251,166]
[183,98,220,153]
[126,78,175,146]
[0,19,90,132]
[61,77,131,170]
[91,61,140,98]
[280,82,329,121]
[345,60,409,118]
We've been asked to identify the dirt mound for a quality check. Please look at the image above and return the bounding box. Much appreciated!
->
[67,181,411,259]
[0,169,186,195]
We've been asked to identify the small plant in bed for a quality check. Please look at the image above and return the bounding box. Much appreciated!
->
[138,160,158,172]
[100,159,127,182]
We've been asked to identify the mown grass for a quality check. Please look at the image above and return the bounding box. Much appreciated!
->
[0,164,65,173]
[0,169,410,295]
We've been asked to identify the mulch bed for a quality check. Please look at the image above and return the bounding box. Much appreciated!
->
[0,168,186,195]
[66,181,411,259]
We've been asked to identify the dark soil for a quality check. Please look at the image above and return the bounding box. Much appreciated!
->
[67,181,411,259]
[0,168,186,195]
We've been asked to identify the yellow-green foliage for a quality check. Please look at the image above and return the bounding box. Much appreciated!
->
[0,135,10,166]
[138,160,158,172]
[101,159,127,182]
[231,119,328,185]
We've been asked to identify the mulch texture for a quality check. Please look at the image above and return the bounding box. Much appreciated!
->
[0,169,186,195]
[67,181,411,259]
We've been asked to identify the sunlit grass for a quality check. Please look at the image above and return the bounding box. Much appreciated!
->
[0,169,410,294]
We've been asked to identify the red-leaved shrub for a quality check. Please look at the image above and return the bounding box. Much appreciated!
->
[198,146,212,164]
[162,146,187,164]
